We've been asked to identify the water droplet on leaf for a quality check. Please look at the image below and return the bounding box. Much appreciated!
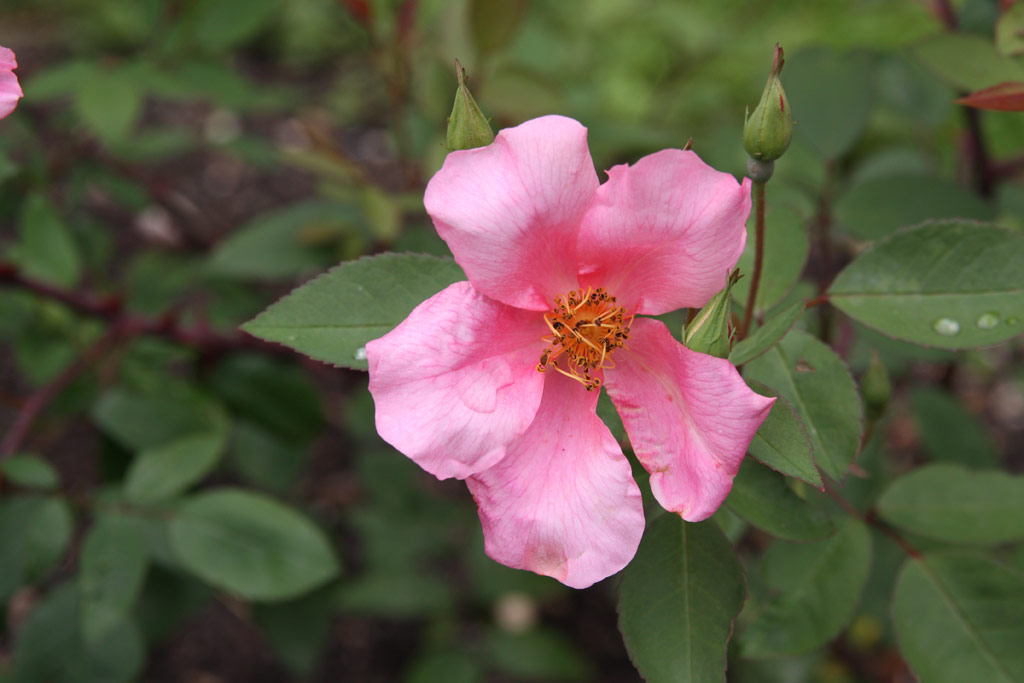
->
[354,347,367,361]
[976,312,1000,330]
[932,318,960,336]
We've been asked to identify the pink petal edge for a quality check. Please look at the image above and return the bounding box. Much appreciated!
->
[424,115,598,311]
[0,46,22,120]
[578,149,751,315]
[468,370,645,589]
[366,281,549,480]
[605,318,774,521]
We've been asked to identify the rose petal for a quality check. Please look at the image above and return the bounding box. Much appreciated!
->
[424,115,598,311]
[0,46,22,120]
[578,149,751,315]
[367,281,548,480]
[605,318,774,521]
[467,371,644,589]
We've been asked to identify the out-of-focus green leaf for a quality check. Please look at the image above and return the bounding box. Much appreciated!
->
[405,649,483,683]
[14,194,81,288]
[746,388,821,488]
[726,460,833,541]
[336,573,454,618]
[828,221,1024,349]
[11,583,144,683]
[734,205,808,313]
[79,516,148,643]
[92,386,225,452]
[227,421,309,492]
[997,3,1024,57]
[914,33,1024,91]
[834,175,995,241]
[783,47,874,159]
[741,518,872,657]
[124,431,228,504]
[745,330,863,482]
[469,0,529,58]
[73,67,142,145]
[169,488,339,601]
[877,464,1024,545]
[485,627,589,681]
[892,553,1024,683]
[1,455,59,491]
[254,588,335,676]
[205,354,322,443]
[618,517,745,683]
[910,388,999,467]
[730,301,804,366]
[191,0,281,51]
[208,202,363,279]
[242,253,466,370]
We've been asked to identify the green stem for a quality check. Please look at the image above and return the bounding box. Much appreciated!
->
[739,180,766,339]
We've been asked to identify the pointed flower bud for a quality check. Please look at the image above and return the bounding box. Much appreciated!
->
[861,349,892,420]
[446,59,494,152]
[684,271,740,359]
[743,44,792,163]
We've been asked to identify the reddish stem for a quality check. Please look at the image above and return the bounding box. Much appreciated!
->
[739,181,766,339]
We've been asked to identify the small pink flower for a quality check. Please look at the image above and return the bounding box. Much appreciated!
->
[0,46,22,120]
[367,116,774,588]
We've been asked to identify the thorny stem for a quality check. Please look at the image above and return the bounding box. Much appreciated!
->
[0,261,289,357]
[739,181,766,340]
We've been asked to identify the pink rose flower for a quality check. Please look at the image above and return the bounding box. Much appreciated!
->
[0,46,22,119]
[367,116,774,588]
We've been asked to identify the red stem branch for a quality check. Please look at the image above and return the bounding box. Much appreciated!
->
[739,181,766,339]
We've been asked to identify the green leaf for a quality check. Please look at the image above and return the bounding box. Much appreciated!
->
[618,517,745,683]
[11,583,144,683]
[734,205,809,312]
[744,330,863,482]
[741,518,872,657]
[730,300,804,366]
[1,455,59,491]
[73,67,142,145]
[914,33,1024,91]
[405,649,483,683]
[253,588,335,676]
[910,388,999,467]
[337,573,454,618]
[205,354,323,443]
[169,488,340,601]
[726,460,833,541]
[783,47,874,160]
[191,0,280,51]
[124,431,227,504]
[834,175,995,241]
[92,386,226,451]
[207,202,362,280]
[828,221,1024,349]
[485,628,589,681]
[79,516,148,643]
[469,0,529,57]
[242,253,466,370]
[15,194,81,287]
[996,3,1024,57]
[746,389,822,488]
[877,464,1024,545]
[892,553,1024,683]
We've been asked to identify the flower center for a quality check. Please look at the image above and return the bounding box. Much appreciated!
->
[536,287,632,391]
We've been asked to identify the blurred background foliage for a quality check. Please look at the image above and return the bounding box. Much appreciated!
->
[0,0,1022,681]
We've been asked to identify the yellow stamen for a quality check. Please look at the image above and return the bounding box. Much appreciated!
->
[535,287,631,391]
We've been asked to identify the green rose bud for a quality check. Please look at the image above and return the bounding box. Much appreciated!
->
[743,44,792,163]
[683,270,740,359]
[446,59,494,152]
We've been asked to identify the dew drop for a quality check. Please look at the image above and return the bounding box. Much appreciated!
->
[354,346,367,361]
[286,335,297,342]
[976,312,1000,330]
[932,318,960,336]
